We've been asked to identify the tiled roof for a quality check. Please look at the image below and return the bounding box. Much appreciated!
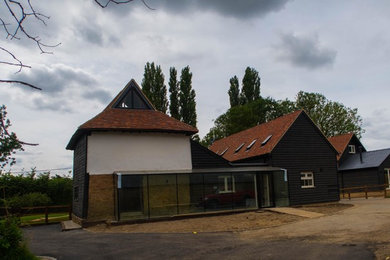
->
[66,79,198,150]
[328,133,354,160]
[79,109,198,134]
[339,148,390,171]
[209,110,303,162]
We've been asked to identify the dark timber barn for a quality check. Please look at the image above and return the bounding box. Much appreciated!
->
[209,110,340,205]
[329,133,390,189]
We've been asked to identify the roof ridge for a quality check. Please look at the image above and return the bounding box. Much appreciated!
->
[363,147,390,154]
[213,110,303,146]
[328,132,354,140]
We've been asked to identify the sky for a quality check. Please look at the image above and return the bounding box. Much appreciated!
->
[1,0,390,175]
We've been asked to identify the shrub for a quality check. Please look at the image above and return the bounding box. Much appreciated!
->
[0,217,38,260]
[7,192,52,208]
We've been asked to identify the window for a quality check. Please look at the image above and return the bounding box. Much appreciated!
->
[261,135,272,146]
[385,169,390,190]
[220,148,228,156]
[246,139,257,151]
[218,175,235,193]
[74,186,79,201]
[348,145,356,154]
[300,172,314,188]
[235,143,245,153]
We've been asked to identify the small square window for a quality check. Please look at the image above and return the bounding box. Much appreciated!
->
[217,175,235,193]
[74,186,79,202]
[348,145,356,154]
[301,172,314,188]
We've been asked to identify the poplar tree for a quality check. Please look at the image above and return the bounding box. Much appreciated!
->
[240,67,261,105]
[141,62,168,113]
[179,66,197,127]
[168,67,180,120]
[228,76,240,107]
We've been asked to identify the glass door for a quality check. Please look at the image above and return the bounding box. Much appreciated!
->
[385,169,390,190]
[258,173,274,207]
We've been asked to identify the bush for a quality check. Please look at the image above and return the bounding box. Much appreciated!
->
[0,217,38,260]
[0,171,72,206]
[7,192,52,208]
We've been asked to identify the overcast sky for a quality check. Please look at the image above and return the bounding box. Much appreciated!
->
[1,0,390,174]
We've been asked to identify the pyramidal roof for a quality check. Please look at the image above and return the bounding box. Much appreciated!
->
[66,79,198,150]
[209,110,304,162]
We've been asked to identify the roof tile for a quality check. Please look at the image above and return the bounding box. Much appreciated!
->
[328,133,354,160]
[209,110,303,162]
[66,79,198,150]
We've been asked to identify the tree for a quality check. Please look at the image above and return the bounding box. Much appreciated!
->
[201,97,293,147]
[179,66,197,127]
[295,91,364,138]
[169,67,180,120]
[228,76,240,107]
[240,67,261,105]
[0,106,23,169]
[141,62,168,113]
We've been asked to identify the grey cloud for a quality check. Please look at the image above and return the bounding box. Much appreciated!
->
[73,20,121,47]
[32,97,73,113]
[196,0,290,18]
[277,33,337,69]
[11,65,97,94]
[76,24,104,46]
[115,0,291,19]
[82,89,112,103]
[10,64,112,111]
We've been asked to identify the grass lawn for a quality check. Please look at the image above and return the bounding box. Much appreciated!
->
[20,213,70,226]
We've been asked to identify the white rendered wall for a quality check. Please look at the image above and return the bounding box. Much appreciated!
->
[87,132,192,175]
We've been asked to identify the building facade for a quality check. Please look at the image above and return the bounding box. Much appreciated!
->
[67,80,289,225]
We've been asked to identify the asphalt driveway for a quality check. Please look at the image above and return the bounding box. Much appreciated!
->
[24,224,373,260]
[24,198,390,260]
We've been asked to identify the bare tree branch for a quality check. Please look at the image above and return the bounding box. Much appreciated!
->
[0,80,41,90]
[94,0,154,10]
[0,46,31,72]
[1,0,61,59]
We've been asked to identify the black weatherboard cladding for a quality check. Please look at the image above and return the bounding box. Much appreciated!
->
[339,135,366,166]
[190,140,231,168]
[72,135,88,218]
[271,113,339,205]
[341,168,380,188]
[341,153,390,188]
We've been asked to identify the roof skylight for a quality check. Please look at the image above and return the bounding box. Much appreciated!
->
[235,143,245,153]
[261,135,272,146]
[246,139,257,151]
[220,148,228,156]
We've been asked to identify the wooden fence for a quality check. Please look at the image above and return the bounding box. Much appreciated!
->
[0,204,72,225]
[340,184,389,200]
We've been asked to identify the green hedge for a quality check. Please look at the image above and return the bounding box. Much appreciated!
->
[0,171,72,206]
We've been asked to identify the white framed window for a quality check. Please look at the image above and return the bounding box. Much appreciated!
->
[385,168,390,190]
[301,172,315,188]
[348,145,356,154]
[218,175,235,193]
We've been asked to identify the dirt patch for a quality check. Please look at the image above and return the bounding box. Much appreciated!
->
[87,203,352,233]
[88,211,303,233]
[295,202,353,215]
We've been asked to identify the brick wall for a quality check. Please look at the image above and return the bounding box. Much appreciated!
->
[87,174,116,222]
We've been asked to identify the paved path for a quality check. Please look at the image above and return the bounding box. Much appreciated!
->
[24,224,373,260]
[24,198,390,259]
[266,207,325,218]
[61,220,82,231]
[242,198,390,258]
